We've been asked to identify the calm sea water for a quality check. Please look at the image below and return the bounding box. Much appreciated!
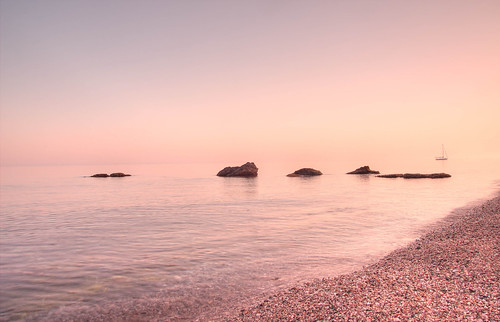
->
[1,158,499,320]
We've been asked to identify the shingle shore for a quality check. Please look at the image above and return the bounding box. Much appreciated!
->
[237,195,500,321]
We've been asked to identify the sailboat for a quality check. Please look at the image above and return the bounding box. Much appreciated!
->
[435,144,448,160]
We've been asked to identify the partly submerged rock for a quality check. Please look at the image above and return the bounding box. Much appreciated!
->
[90,173,131,178]
[376,174,403,178]
[110,172,131,177]
[377,173,451,179]
[347,166,380,175]
[287,168,322,177]
[91,173,109,178]
[217,162,258,177]
[403,173,451,179]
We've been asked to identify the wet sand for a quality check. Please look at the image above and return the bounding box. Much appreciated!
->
[236,195,500,321]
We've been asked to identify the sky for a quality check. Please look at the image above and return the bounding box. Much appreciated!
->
[1,0,499,166]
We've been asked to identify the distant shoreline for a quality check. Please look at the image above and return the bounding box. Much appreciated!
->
[236,193,500,321]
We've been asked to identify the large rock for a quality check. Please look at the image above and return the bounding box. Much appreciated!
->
[377,173,451,179]
[287,168,322,177]
[347,166,380,175]
[217,162,258,177]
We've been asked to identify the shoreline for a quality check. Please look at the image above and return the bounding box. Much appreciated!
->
[23,193,500,321]
[236,194,500,321]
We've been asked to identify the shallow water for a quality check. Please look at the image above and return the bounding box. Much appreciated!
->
[1,158,499,320]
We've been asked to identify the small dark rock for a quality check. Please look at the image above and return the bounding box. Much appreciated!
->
[287,168,322,177]
[217,162,258,177]
[110,172,131,177]
[403,173,451,179]
[347,166,380,175]
[376,174,403,178]
[91,173,109,178]
[90,173,131,178]
[377,173,451,179]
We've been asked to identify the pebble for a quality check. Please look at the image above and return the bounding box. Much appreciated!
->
[236,195,500,321]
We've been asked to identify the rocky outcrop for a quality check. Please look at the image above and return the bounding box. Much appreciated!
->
[377,173,451,179]
[287,168,322,177]
[217,162,258,177]
[90,173,131,178]
[347,166,380,175]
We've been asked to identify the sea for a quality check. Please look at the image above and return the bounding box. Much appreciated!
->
[1,157,499,320]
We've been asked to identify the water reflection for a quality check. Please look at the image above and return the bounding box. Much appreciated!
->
[353,174,371,182]
[219,177,258,197]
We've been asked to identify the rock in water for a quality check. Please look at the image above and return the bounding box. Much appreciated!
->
[216,162,258,177]
[347,166,380,174]
[377,173,451,179]
[403,173,451,179]
[427,173,451,178]
[376,174,404,178]
[287,168,323,177]
[110,172,131,177]
[91,173,109,178]
[90,173,131,178]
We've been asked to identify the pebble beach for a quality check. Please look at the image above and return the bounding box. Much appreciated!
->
[237,195,500,321]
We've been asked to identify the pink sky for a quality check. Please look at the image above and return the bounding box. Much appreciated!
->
[1,1,499,166]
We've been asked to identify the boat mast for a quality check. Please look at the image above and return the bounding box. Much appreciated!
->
[436,144,448,160]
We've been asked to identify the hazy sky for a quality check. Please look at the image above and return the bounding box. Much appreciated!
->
[1,0,499,166]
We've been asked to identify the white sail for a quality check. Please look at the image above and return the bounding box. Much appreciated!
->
[435,145,448,160]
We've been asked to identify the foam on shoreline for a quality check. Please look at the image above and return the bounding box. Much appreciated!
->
[236,194,500,320]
